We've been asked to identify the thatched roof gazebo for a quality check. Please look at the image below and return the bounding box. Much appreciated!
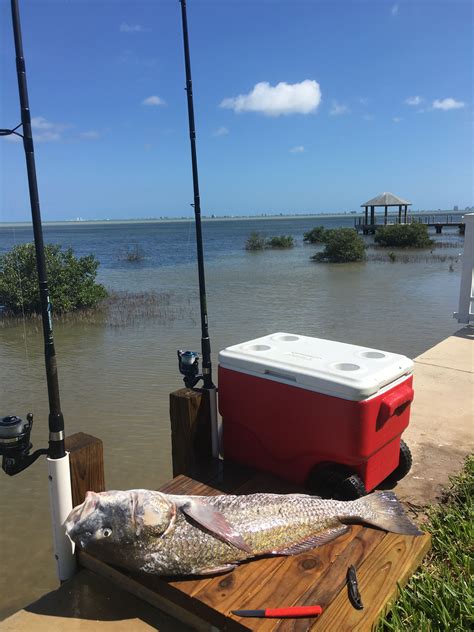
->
[361,192,412,227]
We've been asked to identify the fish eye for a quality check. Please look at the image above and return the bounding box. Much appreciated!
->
[102,527,112,538]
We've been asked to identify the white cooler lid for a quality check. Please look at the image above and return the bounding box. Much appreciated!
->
[219,332,413,401]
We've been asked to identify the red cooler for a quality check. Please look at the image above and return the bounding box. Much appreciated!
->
[218,333,414,492]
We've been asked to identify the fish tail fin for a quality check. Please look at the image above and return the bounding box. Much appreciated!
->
[350,491,423,536]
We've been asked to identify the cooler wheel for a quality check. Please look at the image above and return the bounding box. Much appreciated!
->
[383,439,413,486]
[307,464,367,500]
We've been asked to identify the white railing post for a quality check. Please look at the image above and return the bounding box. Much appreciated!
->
[454,213,474,324]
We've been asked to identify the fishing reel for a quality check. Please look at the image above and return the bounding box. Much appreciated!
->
[177,350,203,388]
[0,414,48,476]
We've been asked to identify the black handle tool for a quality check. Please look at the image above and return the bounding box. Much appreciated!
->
[347,565,364,610]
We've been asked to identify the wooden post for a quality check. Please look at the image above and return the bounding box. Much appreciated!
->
[398,205,402,223]
[65,432,106,507]
[384,205,388,225]
[170,388,212,478]
[370,205,375,226]
[364,206,368,225]
[404,205,408,223]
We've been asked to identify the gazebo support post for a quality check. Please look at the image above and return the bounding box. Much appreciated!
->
[384,205,388,225]
[404,205,408,223]
[398,205,402,223]
[364,205,368,225]
[370,205,375,226]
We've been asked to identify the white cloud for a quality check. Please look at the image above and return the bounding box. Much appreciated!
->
[363,114,374,121]
[80,131,100,140]
[391,4,399,16]
[405,96,423,106]
[213,126,229,137]
[220,80,321,117]
[290,145,305,153]
[31,117,66,141]
[35,131,61,142]
[358,97,369,105]
[330,101,350,116]
[432,98,465,111]
[32,116,60,130]
[142,96,166,106]
[120,22,149,33]
[393,117,402,123]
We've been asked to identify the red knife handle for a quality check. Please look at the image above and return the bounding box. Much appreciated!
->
[265,606,323,618]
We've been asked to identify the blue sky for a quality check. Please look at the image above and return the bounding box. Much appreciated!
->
[0,0,472,221]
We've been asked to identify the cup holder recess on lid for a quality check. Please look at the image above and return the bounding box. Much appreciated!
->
[244,344,272,352]
[333,362,360,371]
[274,334,300,342]
[360,351,386,359]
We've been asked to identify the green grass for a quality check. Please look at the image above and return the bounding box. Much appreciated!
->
[377,455,474,631]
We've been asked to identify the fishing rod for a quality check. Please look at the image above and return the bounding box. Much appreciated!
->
[177,0,219,456]
[0,0,75,580]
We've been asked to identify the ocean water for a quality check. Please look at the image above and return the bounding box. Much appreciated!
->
[0,216,465,617]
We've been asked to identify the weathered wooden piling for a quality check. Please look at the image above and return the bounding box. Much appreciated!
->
[169,387,213,478]
[65,432,105,506]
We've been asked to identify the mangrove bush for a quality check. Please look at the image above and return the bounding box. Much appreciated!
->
[266,235,294,248]
[312,228,366,263]
[245,231,266,251]
[303,226,326,243]
[374,223,434,248]
[0,243,108,315]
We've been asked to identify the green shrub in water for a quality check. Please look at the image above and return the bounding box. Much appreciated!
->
[303,226,326,243]
[266,235,294,249]
[374,223,434,248]
[245,231,266,251]
[312,228,366,263]
[0,243,108,315]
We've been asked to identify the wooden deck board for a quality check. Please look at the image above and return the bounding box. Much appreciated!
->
[78,474,430,631]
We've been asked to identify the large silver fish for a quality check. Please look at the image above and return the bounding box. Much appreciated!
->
[65,489,422,576]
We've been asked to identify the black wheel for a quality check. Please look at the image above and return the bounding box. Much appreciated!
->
[307,464,367,500]
[384,439,412,485]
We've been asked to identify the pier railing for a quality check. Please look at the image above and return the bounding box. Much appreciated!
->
[454,213,474,324]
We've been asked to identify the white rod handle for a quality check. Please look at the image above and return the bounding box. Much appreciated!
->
[47,453,76,581]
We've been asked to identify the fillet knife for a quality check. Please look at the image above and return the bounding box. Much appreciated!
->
[232,606,323,618]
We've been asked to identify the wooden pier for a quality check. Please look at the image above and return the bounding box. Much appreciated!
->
[354,214,465,235]
[79,471,430,631]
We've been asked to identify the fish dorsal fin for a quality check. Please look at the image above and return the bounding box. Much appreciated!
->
[272,522,349,555]
[178,499,252,554]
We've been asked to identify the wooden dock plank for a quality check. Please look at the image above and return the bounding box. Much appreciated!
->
[266,527,386,632]
[79,551,248,632]
[77,475,430,632]
[312,532,431,631]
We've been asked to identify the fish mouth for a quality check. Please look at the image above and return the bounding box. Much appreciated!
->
[65,523,94,549]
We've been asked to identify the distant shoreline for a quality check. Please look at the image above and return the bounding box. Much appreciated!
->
[0,210,466,229]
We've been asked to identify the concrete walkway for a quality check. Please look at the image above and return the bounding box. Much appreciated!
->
[2,327,472,631]
[395,326,473,505]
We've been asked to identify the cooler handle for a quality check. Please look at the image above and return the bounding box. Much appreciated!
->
[377,385,414,430]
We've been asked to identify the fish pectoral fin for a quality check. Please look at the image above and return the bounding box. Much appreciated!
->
[194,563,237,576]
[179,499,252,554]
[271,522,350,555]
